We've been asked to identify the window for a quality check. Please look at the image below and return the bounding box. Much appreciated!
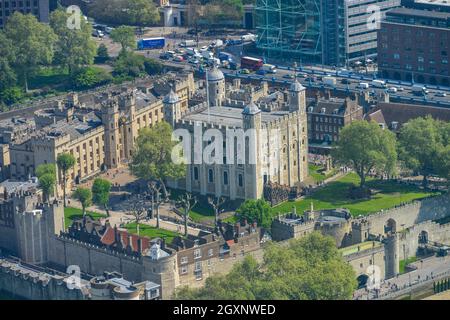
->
[238,174,243,187]
[193,167,199,180]
[194,261,202,272]
[223,171,228,185]
[181,266,188,274]
[393,53,400,60]
[208,248,213,256]
[208,169,214,183]
[194,249,202,259]
[180,257,188,264]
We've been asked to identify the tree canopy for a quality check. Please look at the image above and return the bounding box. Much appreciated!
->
[36,163,57,202]
[129,122,186,195]
[88,0,160,26]
[332,120,397,188]
[236,199,272,229]
[50,8,97,74]
[73,187,92,217]
[4,12,57,91]
[92,178,112,216]
[398,116,450,187]
[110,26,137,54]
[57,153,76,207]
[175,232,357,300]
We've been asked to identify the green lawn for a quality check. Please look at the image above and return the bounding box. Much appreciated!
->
[29,67,70,90]
[309,164,337,183]
[168,188,243,224]
[272,173,440,217]
[64,207,106,229]
[399,257,418,274]
[124,223,180,244]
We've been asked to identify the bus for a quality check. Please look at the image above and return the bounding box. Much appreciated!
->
[240,56,263,71]
[137,37,165,50]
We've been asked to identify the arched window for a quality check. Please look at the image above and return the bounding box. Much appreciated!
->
[223,171,229,185]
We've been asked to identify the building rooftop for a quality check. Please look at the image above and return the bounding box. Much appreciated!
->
[386,6,450,20]
[181,106,290,127]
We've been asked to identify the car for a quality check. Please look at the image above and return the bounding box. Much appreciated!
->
[92,29,104,38]
[397,87,404,92]
[159,53,170,60]
[188,58,200,65]
[387,87,398,93]
[341,78,351,84]
[239,68,251,74]
[297,73,308,78]
[175,48,185,54]
[256,69,267,75]
[436,91,447,97]
[199,46,209,52]
[283,74,295,79]
[173,55,184,62]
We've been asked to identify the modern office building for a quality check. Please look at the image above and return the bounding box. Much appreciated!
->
[0,0,50,28]
[255,0,401,66]
[377,7,450,86]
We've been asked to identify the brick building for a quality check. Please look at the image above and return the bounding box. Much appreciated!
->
[378,7,450,86]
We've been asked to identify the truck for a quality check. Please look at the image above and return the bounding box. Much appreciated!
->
[240,56,263,71]
[241,34,257,42]
[358,82,369,89]
[179,39,196,48]
[371,79,387,88]
[412,85,429,95]
[137,37,165,50]
[218,52,235,63]
[323,76,337,87]
[262,64,277,74]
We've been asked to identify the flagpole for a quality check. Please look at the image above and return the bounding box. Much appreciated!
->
[205,66,211,123]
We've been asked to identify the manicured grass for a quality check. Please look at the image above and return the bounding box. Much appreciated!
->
[168,188,243,224]
[124,223,180,244]
[271,173,440,218]
[399,256,418,274]
[64,207,106,229]
[309,164,337,183]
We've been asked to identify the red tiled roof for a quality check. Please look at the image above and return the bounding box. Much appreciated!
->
[100,227,151,253]
[226,240,235,247]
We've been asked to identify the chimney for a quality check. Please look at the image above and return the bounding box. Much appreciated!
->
[127,234,133,251]
[137,238,143,254]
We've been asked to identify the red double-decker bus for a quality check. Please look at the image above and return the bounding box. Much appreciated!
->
[240,56,263,71]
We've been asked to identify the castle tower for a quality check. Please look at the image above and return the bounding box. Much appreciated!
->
[119,91,137,159]
[384,233,400,279]
[101,99,121,168]
[288,79,306,113]
[207,66,225,107]
[163,89,181,127]
[242,102,263,199]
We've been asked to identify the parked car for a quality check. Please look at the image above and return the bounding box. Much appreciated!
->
[436,91,447,97]
[173,55,185,62]
[387,87,398,93]
[239,68,251,74]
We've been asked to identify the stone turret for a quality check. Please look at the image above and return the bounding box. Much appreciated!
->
[207,66,225,107]
[163,89,181,127]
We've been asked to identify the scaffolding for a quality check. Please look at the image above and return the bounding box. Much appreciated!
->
[255,0,323,64]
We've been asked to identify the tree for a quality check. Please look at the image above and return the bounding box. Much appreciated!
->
[178,193,197,237]
[110,26,136,54]
[113,53,146,77]
[174,232,357,300]
[236,199,272,229]
[71,66,112,89]
[57,153,76,207]
[50,8,97,75]
[398,116,448,187]
[88,0,160,26]
[96,44,110,63]
[332,120,397,188]
[36,164,57,202]
[0,31,17,92]
[4,12,57,92]
[129,122,186,200]
[92,178,112,217]
[129,196,147,235]
[73,187,92,217]
[208,196,225,230]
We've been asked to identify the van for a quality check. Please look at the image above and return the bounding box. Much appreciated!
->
[358,82,369,89]
[180,40,196,48]
[387,87,398,93]
[371,80,387,88]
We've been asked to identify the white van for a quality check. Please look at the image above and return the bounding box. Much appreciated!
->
[387,87,398,93]
[262,64,277,74]
[371,80,387,88]
[358,82,369,89]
